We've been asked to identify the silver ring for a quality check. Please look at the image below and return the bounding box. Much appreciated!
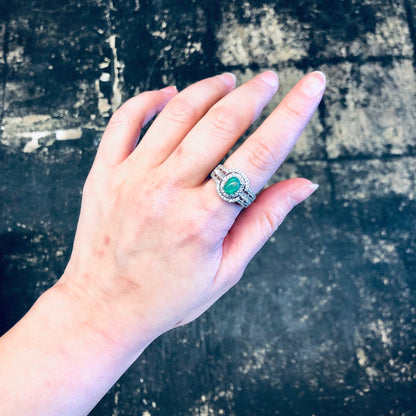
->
[211,164,256,208]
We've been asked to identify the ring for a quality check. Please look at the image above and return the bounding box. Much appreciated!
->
[211,164,256,208]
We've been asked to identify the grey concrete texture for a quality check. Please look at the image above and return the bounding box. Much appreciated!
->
[0,0,415,415]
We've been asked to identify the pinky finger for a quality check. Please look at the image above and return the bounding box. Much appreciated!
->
[214,178,319,290]
[93,87,178,171]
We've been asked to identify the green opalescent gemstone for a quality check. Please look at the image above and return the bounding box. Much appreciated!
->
[223,177,241,195]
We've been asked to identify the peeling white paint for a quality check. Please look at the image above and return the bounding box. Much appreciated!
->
[100,72,111,82]
[109,34,125,112]
[55,128,82,141]
[2,114,84,151]
[96,35,125,117]
[21,131,51,153]
[18,115,52,124]
[99,57,111,69]
[151,30,167,39]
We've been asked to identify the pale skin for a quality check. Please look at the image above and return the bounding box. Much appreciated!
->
[0,70,325,415]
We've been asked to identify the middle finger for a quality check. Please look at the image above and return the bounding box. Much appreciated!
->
[162,71,280,186]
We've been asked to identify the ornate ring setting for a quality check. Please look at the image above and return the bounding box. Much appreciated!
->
[211,164,256,208]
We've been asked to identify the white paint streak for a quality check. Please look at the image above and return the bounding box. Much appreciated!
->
[109,34,125,112]
[112,389,120,416]
[23,138,41,153]
[100,72,111,82]
[151,30,166,39]
[55,128,82,141]
[21,131,51,153]
[17,115,51,124]
[96,35,125,117]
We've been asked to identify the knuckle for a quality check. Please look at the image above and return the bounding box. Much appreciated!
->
[262,208,285,233]
[186,198,228,245]
[82,173,98,195]
[282,98,304,120]
[207,106,242,136]
[164,97,198,124]
[108,108,130,126]
[108,100,137,126]
[246,140,279,173]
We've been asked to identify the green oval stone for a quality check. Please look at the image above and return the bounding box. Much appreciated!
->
[223,177,241,195]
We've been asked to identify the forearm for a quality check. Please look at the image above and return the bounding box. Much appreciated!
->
[0,284,148,416]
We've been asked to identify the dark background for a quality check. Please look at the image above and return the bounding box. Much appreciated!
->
[1,0,416,415]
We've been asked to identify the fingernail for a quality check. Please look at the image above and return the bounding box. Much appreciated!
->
[288,183,319,208]
[160,85,178,93]
[219,72,236,88]
[259,70,279,88]
[302,71,326,98]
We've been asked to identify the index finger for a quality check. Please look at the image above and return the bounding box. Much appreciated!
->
[225,71,326,193]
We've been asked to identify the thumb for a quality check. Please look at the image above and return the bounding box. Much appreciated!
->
[214,178,318,290]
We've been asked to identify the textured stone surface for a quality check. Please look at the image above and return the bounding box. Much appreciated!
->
[216,3,309,67]
[324,60,416,160]
[1,1,416,415]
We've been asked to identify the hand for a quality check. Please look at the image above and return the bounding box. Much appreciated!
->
[57,70,325,353]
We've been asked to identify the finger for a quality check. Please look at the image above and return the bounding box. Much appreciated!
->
[226,71,326,192]
[162,71,280,185]
[93,88,177,170]
[213,178,319,290]
[132,73,236,167]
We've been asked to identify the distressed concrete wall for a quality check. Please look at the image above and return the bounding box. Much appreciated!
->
[0,0,415,415]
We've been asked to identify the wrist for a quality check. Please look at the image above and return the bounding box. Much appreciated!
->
[50,274,155,358]
[0,281,150,416]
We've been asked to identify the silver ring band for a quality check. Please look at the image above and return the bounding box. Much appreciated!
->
[211,164,256,208]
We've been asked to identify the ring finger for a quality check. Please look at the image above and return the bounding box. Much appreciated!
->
[206,71,326,213]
